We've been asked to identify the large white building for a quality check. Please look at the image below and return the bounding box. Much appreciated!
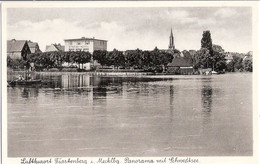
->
[64,37,107,53]
[64,37,108,70]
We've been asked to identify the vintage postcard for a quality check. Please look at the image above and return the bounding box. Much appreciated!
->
[1,1,258,164]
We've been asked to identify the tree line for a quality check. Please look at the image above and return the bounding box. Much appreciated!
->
[7,48,174,72]
[7,31,252,73]
[93,47,173,72]
[192,30,252,72]
[7,51,92,70]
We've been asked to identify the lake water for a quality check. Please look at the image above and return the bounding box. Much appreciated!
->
[7,73,252,157]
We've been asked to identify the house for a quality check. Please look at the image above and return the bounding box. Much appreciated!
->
[64,37,108,70]
[64,37,107,53]
[224,53,233,63]
[45,43,65,52]
[243,51,253,62]
[167,57,194,75]
[7,39,31,60]
[28,40,42,53]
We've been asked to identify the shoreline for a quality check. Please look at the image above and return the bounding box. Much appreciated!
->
[7,70,251,78]
[8,71,153,76]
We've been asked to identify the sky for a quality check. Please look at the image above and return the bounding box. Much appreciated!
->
[6,7,252,53]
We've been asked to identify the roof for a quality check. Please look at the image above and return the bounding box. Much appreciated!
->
[64,37,107,42]
[225,55,233,60]
[54,44,65,51]
[28,41,41,53]
[181,50,192,58]
[247,51,253,56]
[7,39,27,52]
[46,44,65,52]
[243,55,252,61]
[28,42,37,48]
[168,57,193,67]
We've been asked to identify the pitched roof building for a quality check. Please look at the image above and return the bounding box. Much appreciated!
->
[7,39,31,59]
[45,43,65,52]
[28,40,41,53]
[243,51,253,62]
[168,57,193,68]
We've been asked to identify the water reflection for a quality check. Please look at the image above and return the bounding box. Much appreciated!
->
[20,87,39,99]
[169,85,174,106]
[7,73,253,156]
[201,80,213,113]
[200,79,213,132]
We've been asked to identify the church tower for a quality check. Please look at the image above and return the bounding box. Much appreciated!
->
[169,28,175,50]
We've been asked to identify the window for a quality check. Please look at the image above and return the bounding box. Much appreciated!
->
[69,41,72,45]
[85,40,89,45]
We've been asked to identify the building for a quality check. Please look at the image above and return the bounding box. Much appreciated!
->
[167,57,194,75]
[27,40,41,53]
[64,37,107,53]
[168,28,175,50]
[64,37,107,70]
[160,28,180,57]
[7,39,31,60]
[243,51,253,62]
[45,43,65,52]
[224,52,233,63]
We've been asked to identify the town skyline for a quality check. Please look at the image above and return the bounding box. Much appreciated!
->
[7,7,252,53]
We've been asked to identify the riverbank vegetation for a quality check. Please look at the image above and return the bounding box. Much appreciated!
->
[7,31,252,73]
[93,47,173,72]
[193,31,252,73]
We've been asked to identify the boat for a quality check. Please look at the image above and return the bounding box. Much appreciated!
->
[8,70,42,87]
[8,79,42,86]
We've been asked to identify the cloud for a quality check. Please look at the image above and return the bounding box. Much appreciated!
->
[214,8,237,18]
[6,7,252,53]
[8,19,89,51]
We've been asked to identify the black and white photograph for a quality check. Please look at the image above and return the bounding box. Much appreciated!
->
[1,1,258,164]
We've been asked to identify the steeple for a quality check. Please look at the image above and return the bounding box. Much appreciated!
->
[169,28,175,50]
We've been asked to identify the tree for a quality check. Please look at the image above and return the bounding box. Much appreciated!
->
[211,45,226,72]
[158,51,173,72]
[233,56,243,71]
[196,32,227,72]
[93,50,108,68]
[201,30,213,54]
[69,51,91,69]
[193,48,211,69]
[141,50,152,70]
[226,56,243,72]
[150,47,160,70]
[107,49,125,69]
[243,60,253,72]
[79,51,92,69]
[7,56,13,68]
[124,49,142,69]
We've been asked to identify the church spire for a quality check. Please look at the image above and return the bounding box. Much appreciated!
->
[169,28,175,50]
